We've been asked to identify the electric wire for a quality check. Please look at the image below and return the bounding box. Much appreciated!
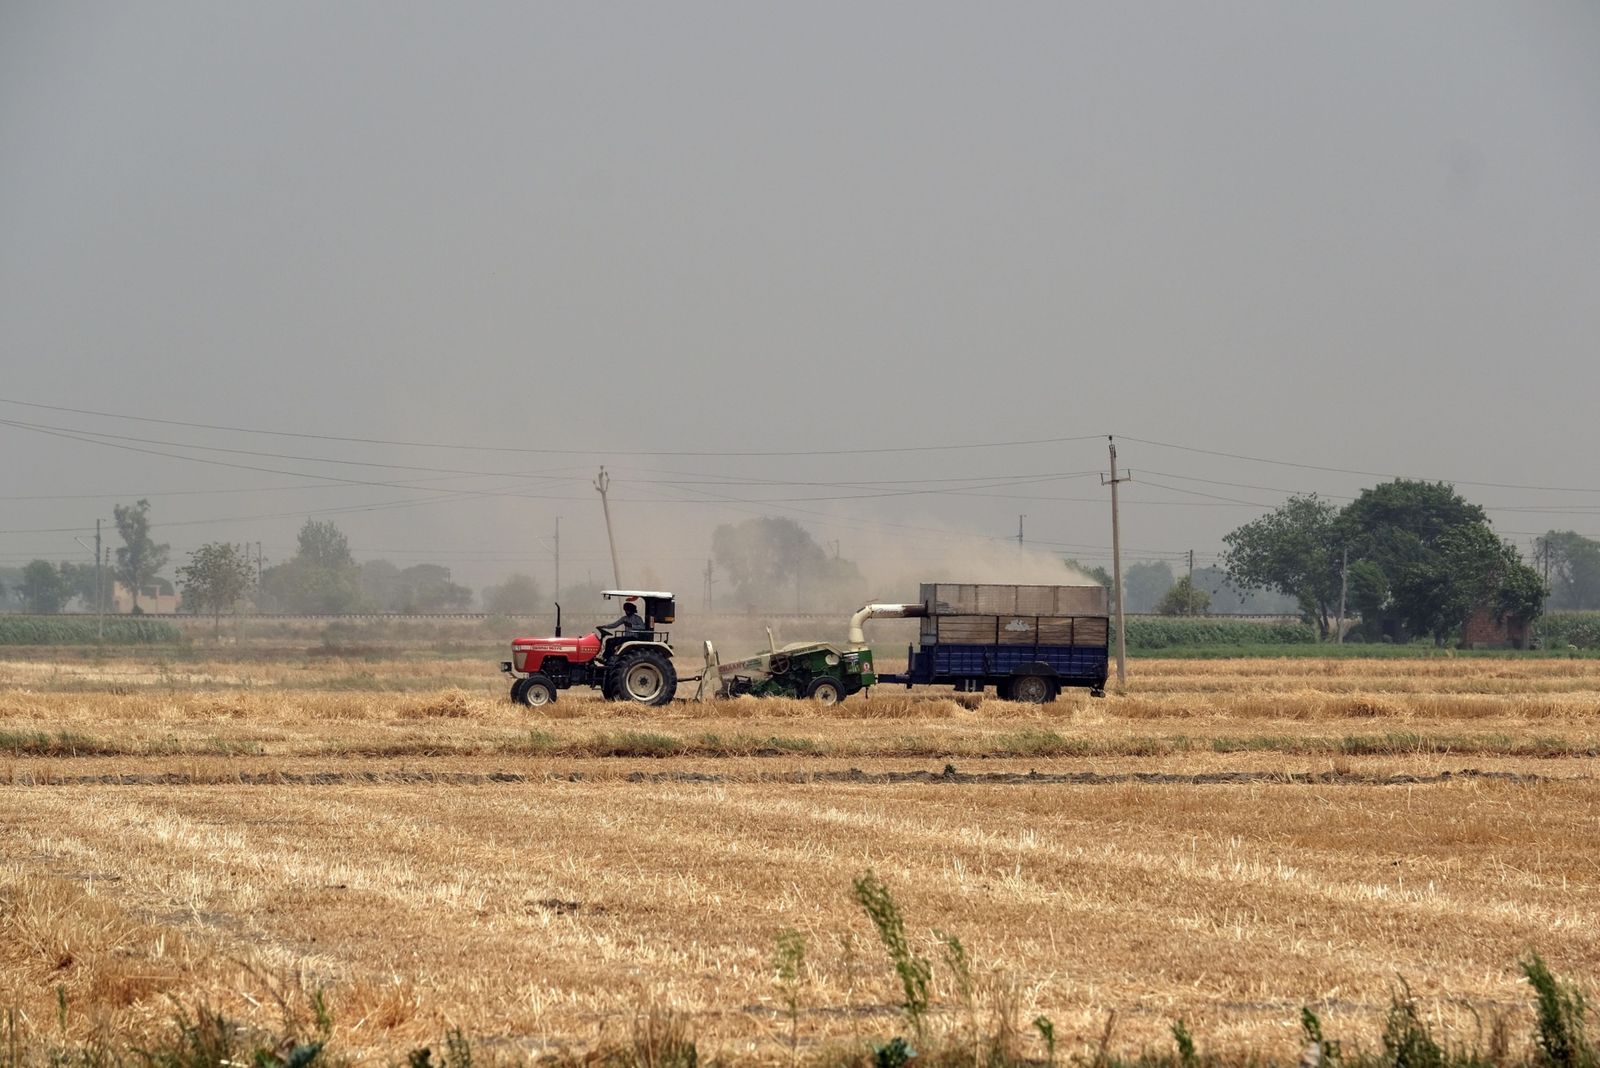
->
[0,396,1107,457]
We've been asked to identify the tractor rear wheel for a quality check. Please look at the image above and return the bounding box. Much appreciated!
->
[805,676,843,706]
[519,674,557,707]
[610,648,677,707]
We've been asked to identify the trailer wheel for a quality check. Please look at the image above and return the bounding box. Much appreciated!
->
[519,674,557,707]
[1011,675,1055,704]
[806,676,843,706]
[611,648,677,707]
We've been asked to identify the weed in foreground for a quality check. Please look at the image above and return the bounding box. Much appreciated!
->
[1524,953,1595,1068]
[1381,982,1447,1068]
[1303,1007,1343,1067]
[1032,1016,1056,1068]
[851,872,931,1042]
[1171,1020,1198,1068]
[773,928,808,1065]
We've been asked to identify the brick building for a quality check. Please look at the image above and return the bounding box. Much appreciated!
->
[1459,605,1531,649]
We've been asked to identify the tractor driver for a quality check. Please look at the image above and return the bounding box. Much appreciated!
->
[596,600,647,638]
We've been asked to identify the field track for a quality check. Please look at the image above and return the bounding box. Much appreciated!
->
[3,655,1599,1061]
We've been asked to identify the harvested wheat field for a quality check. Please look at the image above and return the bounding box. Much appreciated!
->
[2,654,1599,1063]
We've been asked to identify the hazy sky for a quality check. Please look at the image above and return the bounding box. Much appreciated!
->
[2,2,1597,596]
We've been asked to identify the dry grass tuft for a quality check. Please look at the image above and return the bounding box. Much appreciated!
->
[400,689,485,719]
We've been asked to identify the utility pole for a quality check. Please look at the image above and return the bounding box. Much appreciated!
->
[1185,549,1195,616]
[553,516,561,602]
[1538,536,1552,641]
[1017,515,1025,547]
[704,558,714,611]
[95,519,103,646]
[1101,437,1131,687]
[1337,545,1348,645]
[594,466,622,588]
[74,528,104,647]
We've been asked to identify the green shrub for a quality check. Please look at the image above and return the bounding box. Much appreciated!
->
[1123,619,1317,649]
[0,617,181,645]
[1538,614,1600,650]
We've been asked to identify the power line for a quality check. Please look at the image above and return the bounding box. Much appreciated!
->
[1131,478,1278,509]
[1122,435,1600,495]
[0,416,583,479]
[0,419,1117,505]
[0,395,1107,458]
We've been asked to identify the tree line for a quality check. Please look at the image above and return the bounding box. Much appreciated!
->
[1218,479,1556,643]
[5,487,1594,642]
[0,508,533,622]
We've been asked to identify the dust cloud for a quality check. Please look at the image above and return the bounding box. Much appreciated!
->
[855,538,1102,605]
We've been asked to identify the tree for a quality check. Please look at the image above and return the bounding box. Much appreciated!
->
[1157,575,1210,616]
[712,517,825,608]
[20,560,69,613]
[391,564,473,612]
[1390,524,1544,644]
[356,560,473,612]
[1122,561,1176,614]
[1345,559,1390,624]
[178,543,255,638]
[710,517,864,610]
[0,567,24,610]
[1189,565,1299,614]
[113,499,170,613]
[1336,480,1487,583]
[56,562,109,612]
[295,520,355,570]
[1340,480,1541,643]
[484,573,543,614]
[1542,531,1600,611]
[1064,559,1113,588]
[259,519,361,613]
[1222,495,1342,638]
[358,559,403,611]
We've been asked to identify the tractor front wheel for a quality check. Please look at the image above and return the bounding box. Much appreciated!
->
[806,676,843,706]
[520,674,557,708]
[610,649,677,707]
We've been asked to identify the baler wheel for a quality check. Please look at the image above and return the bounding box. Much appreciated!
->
[806,676,843,706]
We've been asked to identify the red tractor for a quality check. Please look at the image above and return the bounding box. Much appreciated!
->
[500,590,679,707]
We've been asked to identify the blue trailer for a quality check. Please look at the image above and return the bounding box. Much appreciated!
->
[863,583,1110,702]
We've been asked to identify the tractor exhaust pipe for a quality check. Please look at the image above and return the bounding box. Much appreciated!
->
[553,602,562,637]
[848,602,927,646]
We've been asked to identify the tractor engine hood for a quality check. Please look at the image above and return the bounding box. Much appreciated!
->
[511,632,601,672]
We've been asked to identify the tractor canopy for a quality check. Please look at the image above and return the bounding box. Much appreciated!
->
[601,590,676,626]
